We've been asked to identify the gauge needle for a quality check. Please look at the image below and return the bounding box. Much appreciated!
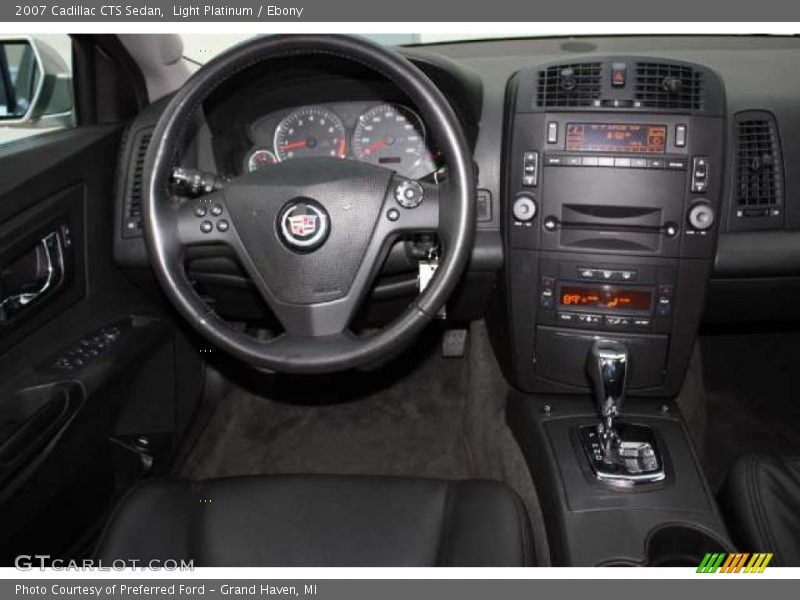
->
[361,139,388,157]
[280,140,308,151]
[338,138,346,157]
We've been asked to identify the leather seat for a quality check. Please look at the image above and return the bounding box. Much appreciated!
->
[720,455,800,567]
[95,474,533,566]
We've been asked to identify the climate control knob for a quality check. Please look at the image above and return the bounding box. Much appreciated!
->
[512,195,538,222]
[688,202,715,231]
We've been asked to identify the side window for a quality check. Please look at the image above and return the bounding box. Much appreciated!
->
[0,35,74,146]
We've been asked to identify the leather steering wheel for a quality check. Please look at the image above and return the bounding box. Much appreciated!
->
[143,34,475,373]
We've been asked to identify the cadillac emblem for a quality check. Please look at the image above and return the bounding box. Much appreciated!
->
[277,199,330,251]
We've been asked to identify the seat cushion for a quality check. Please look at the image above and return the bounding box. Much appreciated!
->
[95,474,533,566]
[720,455,800,566]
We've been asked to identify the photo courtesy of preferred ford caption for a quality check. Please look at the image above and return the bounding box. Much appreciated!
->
[0,32,799,567]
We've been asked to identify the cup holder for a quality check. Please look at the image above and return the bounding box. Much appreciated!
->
[645,524,734,567]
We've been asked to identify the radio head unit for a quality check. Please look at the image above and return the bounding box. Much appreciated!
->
[565,123,667,154]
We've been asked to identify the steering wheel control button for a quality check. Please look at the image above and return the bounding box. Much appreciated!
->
[210,204,224,217]
[200,220,213,234]
[395,180,424,209]
[216,220,230,232]
[512,195,537,222]
[194,205,207,217]
[387,208,400,221]
[277,198,330,252]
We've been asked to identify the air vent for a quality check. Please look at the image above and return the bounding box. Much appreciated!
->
[123,127,153,238]
[536,63,602,108]
[634,63,702,110]
[734,113,784,220]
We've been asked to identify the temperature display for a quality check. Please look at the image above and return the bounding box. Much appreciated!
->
[560,285,652,311]
[565,123,667,154]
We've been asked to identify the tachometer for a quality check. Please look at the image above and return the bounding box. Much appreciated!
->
[274,106,347,162]
[353,103,435,178]
[246,149,278,172]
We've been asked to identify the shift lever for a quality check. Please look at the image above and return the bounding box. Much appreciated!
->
[587,339,628,451]
[580,339,665,485]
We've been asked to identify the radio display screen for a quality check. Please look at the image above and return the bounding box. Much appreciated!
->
[565,123,667,154]
[559,285,652,311]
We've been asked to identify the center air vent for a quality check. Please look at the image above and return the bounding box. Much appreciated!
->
[122,127,153,238]
[733,111,784,221]
[536,63,602,108]
[634,62,702,110]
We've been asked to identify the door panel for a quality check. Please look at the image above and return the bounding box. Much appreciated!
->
[0,125,203,562]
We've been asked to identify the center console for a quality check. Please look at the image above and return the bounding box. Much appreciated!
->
[501,57,725,397]
[497,57,734,565]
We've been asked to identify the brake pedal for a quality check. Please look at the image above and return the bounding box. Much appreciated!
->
[442,329,468,358]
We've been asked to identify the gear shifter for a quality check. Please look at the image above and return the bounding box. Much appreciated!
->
[587,339,628,455]
[580,339,665,486]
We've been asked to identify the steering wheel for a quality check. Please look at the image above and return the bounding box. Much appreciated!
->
[143,34,475,373]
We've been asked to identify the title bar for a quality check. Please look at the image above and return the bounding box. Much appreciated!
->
[3,0,800,22]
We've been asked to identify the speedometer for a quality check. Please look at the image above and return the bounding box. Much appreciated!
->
[274,106,347,162]
[353,104,435,178]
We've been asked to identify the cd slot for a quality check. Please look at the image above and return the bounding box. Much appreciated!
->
[549,204,671,252]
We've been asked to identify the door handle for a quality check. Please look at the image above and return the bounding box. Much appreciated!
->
[0,231,65,323]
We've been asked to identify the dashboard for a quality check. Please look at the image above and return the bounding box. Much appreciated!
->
[114,36,800,341]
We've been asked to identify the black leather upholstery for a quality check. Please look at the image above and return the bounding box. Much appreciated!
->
[95,475,533,566]
[720,455,800,566]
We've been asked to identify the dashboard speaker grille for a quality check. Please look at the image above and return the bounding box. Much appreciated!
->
[734,113,784,216]
[123,128,153,238]
[634,62,702,110]
[536,63,602,108]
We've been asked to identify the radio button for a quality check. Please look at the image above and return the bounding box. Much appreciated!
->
[667,159,688,170]
[579,267,597,279]
[513,195,538,222]
[544,154,563,166]
[547,122,559,144]
[675,124,687,147]
[558,312,576,324]
[522,151,539,186]
[582,156,599,167]
[566,156,582,166]
[598,157,615,167]
[632,317,651,329]
[631,158,648,168]
[649,158,666,169]
[688,202,715,231]
[692,157,710,192]
[614,157,631,168]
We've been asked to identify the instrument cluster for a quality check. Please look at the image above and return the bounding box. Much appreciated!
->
[243,102,438,180]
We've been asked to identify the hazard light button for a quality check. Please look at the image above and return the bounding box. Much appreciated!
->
[611,63,627,87]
